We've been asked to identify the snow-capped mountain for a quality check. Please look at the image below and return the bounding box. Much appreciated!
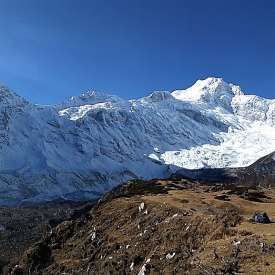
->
[0,77,274,205]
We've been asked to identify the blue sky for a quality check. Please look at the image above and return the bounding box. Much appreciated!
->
[0,0,274,104]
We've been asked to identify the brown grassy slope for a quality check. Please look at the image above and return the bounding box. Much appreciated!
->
[11,179,275,275]
[0,201,94,274]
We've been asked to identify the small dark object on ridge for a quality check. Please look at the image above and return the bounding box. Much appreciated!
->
[252,212,271,224]
[214,194,230,201]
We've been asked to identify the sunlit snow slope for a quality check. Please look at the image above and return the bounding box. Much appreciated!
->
[0,77,274,204]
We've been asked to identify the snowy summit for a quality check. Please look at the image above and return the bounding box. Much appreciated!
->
[0,77,274,205]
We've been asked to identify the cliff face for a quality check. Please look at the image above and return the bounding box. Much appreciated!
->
[244,152,275,186]
[175,151,275,187]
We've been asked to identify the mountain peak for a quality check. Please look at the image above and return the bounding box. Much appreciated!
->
[57,89,123,110]
[194,77,243,95]
[0,78,274,205]
[0,85,28,107]
[139,91,173,103]
[0,85,16,100]
[171,77,244,109]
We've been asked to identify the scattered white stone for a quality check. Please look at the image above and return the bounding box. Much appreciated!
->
[138,259,151,275]
[130,262,134,271]
[139,202,145,212]
[126,245,130,249]
[144,209,148,215]
[88,226,97,241]
[185,225,190,231]
[138,264,146,275]
[109,256,113,260]
[163,213,181,224]
[88,230,96,241]
[166,252,176,260]
[14,265,20,270]
[233,240,241,246]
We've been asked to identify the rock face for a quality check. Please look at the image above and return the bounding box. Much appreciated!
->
[175,151,275,187]
[0,77,274,204]
[243,152,275,186]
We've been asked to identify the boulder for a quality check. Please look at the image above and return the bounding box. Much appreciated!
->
[252,212,271,223]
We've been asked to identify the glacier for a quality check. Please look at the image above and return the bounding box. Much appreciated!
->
[0,77,274,205]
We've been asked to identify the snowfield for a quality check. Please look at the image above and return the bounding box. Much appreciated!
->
[0,77,274,205]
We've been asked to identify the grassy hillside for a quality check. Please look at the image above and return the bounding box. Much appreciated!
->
[9,178,275,274]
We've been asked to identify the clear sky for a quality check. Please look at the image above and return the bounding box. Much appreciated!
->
[0,0,274,104]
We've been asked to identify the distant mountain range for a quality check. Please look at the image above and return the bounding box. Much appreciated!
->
[0,77,274,205]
